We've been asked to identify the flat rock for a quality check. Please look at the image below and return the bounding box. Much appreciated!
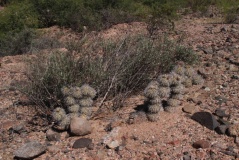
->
[70,117,92,136]
[228,124,239,137]
[47,145,60,153]
[72,138,93,149]
[214,108,229,118]
[191,112,220,130]
[46,129,61,141]
[182,105,196,114]
[107,140,120,149]
[193,140,210,149]
[215,125,228,134]
[14,141,46,159]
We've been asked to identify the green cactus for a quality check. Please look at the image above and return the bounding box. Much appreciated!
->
[79,98,93,107]
[68,104,80,113]
[173,65,185,76]
[192,74,204,85]
[71,86,83,99]
[182,78,192,88]
[149,96,161,105]
[57,115,70,130]
[52,107,66,122]
[167,98,180,107]
[171,94,183,100]
[80,107,92,117]
[171,84,185,94]
[80,84,97,99]
[158,87,170,98]
[184,66,196,77]
[157,74,171,87]
[144,81,159,99]
[61,86,71,97]
[170,72,184,86]
[147,113,159,122]
[64,96,76,106]
[148,104,162,113]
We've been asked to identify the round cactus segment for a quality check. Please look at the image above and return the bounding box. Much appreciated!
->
[80,107,92,117]
[184,66,196,77]
[147,113,159,122]
[71,86,83,99]
[182,78,192,88]
[80,84,97,98]
[157,74,171,87]
[61,86,71,96]
[58,115,70,130]
[171,94,184,100]
[149,96,161,105]
[148,104,162,113]
[144,81,160,99]
[173,65,185,76]
[171,84,185,94]
[52,107,66,122]
[64,96,76,106]
[192,74,204,85]
[167,98,180,107]
[79,98,93,107]
[170,72,183,86]
[158,87,170,98]
[68,104,80,113]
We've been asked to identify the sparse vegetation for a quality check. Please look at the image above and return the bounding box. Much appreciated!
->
[22,35,198,112]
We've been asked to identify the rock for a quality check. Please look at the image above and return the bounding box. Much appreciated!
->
[107,140,120,149]
[202,47,213,54]
[191,112,220,130]
[228,124,239,137]
[183,154,191,160]
[193,140,210,149]
[102,127,121,149]
[47,145,60,153]
[14,141,46,159]
[214,108,229,118]
[228,64,238,72]
[215,96,227,105]
[215,125,228,134]
[12,124,25,134]
[72,138,93,149]
[46,129,60,141]
[182,105,196,114]
[235,137,239,146]
[218,118,231,126]
[70,117,92,136]
[231,75,239,79]
[204,87,210,91]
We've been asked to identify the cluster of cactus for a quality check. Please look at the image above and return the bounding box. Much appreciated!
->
[144,64,204,121]
[52,84,96,130]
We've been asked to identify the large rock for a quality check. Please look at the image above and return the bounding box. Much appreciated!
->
[14,141,46,159]
[191,112,220,130]
[70,117,92,136]
[72,138,93,149]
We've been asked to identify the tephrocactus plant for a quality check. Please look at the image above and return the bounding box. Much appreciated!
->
[144,64,204,121]
[52,84,96,131]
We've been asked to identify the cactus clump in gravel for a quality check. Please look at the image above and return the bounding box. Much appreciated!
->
[143,64,204,121]
[52,84,96,131]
